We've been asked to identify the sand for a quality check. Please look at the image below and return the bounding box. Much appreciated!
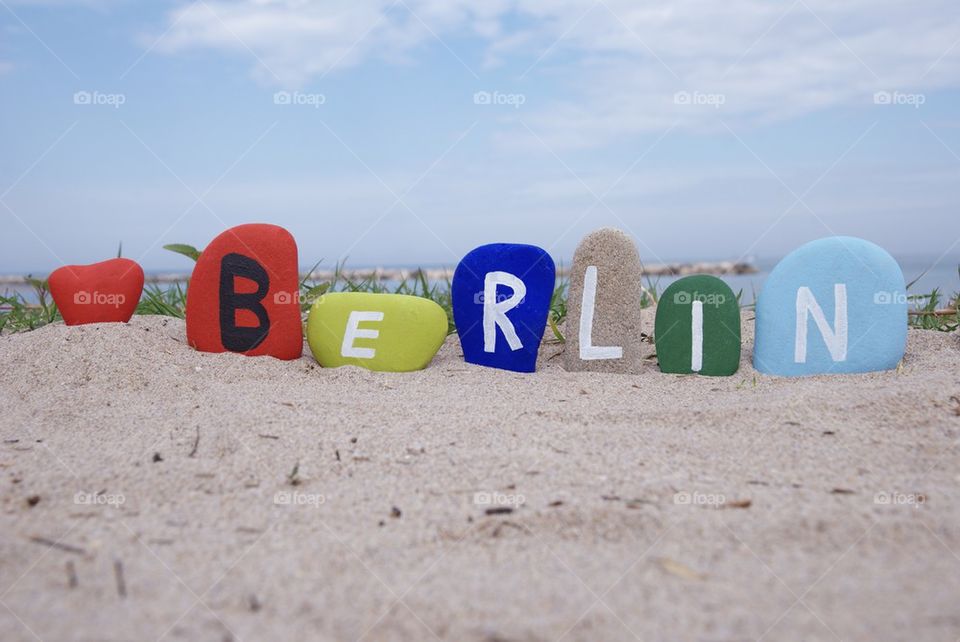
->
[0,312,958,642]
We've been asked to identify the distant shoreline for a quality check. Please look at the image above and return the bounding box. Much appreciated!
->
[0,260,758,285]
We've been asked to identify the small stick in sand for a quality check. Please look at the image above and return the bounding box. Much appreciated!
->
[29,536,86,555]
[287,462,301,486]
[66,560,78,588]
[114,559,127,597]
[189,426,200,458]
[485,507,513,515]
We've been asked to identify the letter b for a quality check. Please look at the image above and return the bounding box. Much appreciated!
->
[219,253,271,352]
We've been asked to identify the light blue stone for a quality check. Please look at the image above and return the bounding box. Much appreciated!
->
[754,237,907,376]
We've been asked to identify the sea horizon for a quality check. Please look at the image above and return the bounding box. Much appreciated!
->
[3,252,957,307]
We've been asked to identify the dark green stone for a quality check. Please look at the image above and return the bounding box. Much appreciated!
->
[655,275,740,376]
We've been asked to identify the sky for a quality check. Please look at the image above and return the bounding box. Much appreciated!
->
[1,0,959,275]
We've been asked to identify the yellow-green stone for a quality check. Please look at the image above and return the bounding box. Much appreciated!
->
[307,292,448,372]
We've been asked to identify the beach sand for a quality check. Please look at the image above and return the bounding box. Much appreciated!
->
[1,313,958,641]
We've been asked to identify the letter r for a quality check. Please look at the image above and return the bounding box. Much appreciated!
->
[483,271,525,353]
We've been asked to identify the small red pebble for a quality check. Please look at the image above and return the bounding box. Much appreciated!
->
[48,258,144,325]
[186,223,302,360]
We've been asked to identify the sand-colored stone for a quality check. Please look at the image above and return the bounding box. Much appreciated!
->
[563,228,644,373]
[0,315,958,641]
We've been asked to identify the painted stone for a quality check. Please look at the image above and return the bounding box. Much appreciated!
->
[306,292,448,372]
[185,223,302,360]
[563,228,644,374]
[754,236,907,376]
[49,258,144,325]
[451,243,555,373]
[655,275,740,376]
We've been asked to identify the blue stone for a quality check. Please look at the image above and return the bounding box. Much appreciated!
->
[754,237,907,376]
[452,243,555,373]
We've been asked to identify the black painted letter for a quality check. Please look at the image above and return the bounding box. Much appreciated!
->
[219,253,270,352]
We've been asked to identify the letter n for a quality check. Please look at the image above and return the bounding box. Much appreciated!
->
[795,284,847,363]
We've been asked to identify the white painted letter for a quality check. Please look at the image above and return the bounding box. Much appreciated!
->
[483,271,525,353]
[795,285,847,363]
[342,311,384,359]
[691,300,703,372]
[579,265,623,360]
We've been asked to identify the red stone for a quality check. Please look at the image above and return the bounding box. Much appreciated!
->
[49,258,144,326]
[186,224,302,360]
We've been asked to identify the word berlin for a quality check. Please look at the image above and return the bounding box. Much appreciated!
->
[47,224,908,378]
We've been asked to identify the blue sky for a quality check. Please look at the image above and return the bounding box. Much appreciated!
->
[1,0,959,274]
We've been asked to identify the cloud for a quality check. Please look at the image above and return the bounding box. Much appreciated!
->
[150,0,960,148]
[514,0,960,146]
[113,0,960,147]
[153,1,412,86]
